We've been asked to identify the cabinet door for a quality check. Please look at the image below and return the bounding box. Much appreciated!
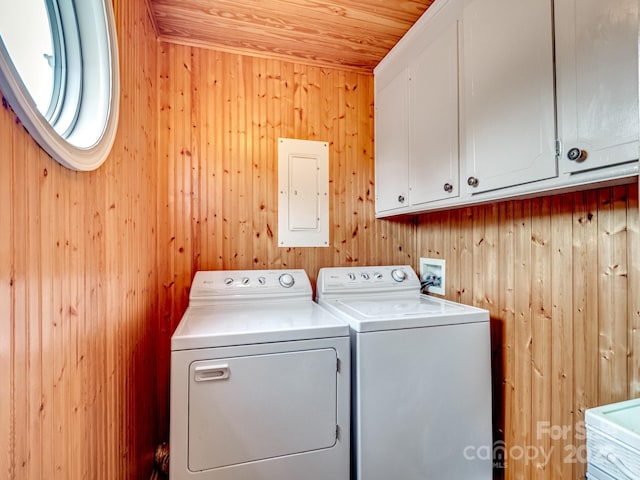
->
[461,0,556,194]
[375,68,409,214]
[409,21,459,205]
[556,0,639,174]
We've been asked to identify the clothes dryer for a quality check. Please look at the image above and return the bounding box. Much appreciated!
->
[171,269,350,480]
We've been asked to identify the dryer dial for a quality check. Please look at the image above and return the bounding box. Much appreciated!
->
[279,273,295,288]
[391,269,407,282]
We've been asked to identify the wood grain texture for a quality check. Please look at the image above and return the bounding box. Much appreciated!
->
[2,3,638,478]
[154,45,639,480]
[155,44,416,438]
[0,0,159,478]
[416,184,639,480]
[149,0,434,71]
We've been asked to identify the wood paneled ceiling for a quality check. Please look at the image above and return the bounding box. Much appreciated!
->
[148,0,434,72]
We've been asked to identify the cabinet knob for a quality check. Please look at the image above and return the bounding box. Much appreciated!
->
[397,195,405,204]
[443,183,453,193]
[467,176,479,188]
[567,148,586,162]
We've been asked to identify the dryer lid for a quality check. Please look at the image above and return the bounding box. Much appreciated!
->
[171,301,349,351]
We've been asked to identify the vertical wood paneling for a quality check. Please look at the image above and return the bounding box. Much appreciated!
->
[4,6,634,479]
[498,201,516,476]
[597,187,630,404]
[629,189,640,399]
[156,44,416,438]
[416,184,639,480]
[513,199,533,479]
[0,102,12,480]
[573,189,600,429]
[0,0,159,478]
[549,194,574,480]
[531,198,552,478]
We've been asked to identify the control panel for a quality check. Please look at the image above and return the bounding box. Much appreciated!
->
[316,265,420,299]
[189,269,312,305]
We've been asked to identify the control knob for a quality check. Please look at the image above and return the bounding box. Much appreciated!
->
[391,269,407,283]
[279,273,295,288]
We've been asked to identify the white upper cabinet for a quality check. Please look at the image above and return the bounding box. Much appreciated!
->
[409,20,460,205]
[373,0,639,217]
[375,0,461,215]
[375,68,410,213]
[460,0,556,194]
[555,0,639,174]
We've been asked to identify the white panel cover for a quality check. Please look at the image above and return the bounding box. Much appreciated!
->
[188,349,338,472]
[289,155,319,230]
[278,138,329,247]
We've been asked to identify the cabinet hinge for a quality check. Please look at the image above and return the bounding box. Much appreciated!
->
[336,357,341,373]
[336,424,340,440]
[555,139,562,157]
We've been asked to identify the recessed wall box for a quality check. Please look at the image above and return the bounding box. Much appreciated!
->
[419,257,445,296]
[278,138,329,247]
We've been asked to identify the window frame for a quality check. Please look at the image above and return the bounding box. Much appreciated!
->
[0,0,120,171]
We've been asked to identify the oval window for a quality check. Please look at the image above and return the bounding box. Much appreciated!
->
[0,0,119,171]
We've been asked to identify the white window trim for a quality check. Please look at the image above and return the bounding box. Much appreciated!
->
[0,0,120,171]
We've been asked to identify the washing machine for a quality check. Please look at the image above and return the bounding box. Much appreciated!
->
[316,265,493,480]
[170,269,350,480]
[586,398,640,479]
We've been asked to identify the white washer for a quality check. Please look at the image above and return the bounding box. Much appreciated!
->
[316,265,493,480]
[170,269,350,480]
[586,398,640,479]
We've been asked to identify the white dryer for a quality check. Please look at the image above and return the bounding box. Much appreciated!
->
[170,269,350,480]
[316,265,493,480]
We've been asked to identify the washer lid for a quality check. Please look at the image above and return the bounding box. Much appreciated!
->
[322,294,488,332]
[171,301,349,351]
[586,398,640,452]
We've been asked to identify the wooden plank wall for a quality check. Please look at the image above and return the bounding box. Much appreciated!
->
[0,0,159,478]
[155,43,416,436]
[415,185,640,480]
[3,5,637,479]
[155,41,640,480]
